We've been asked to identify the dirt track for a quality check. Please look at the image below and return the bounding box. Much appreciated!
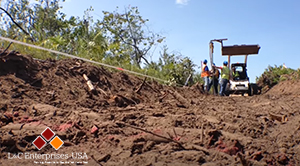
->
[0,51,300,166]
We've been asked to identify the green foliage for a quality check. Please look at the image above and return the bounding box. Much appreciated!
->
[256,65,300,92]
[193,72,204,84]
[1,0,67,41]
[1,0,107,60]
[143,46,197,86]
[0,1,200,87]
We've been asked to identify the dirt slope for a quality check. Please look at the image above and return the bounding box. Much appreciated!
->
[266,80,300,96]
[0,51,300,166]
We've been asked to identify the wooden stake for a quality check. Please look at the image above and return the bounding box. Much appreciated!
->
[83,74,95,91]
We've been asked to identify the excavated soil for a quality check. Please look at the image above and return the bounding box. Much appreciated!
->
[0,51,300,166]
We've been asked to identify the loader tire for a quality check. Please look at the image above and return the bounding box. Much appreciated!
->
[248,84,252,96]
[250,83,259,95]
[224,91,230,96]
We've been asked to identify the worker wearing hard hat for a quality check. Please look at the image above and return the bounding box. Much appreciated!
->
[201,59,210,93]
[213,61,230,96]
[208,63,220,95]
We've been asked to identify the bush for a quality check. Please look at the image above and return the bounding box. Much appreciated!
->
[256,65,300,93]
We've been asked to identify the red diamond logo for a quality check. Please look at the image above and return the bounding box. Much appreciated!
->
[41,127,55,141]
[32,136,46,150]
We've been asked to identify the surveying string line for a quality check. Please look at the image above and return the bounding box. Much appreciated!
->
[0,36,181,85]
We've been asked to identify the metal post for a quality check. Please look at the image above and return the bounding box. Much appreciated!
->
[228,55,231,80]
[245,55,248,64]
[209,41,214,69]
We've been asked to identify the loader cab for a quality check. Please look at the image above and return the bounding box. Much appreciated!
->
[231,63,249,81]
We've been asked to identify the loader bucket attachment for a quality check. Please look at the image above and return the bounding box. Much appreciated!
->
[222,45,260,56]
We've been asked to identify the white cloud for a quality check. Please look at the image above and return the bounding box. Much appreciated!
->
[175,0,189,5]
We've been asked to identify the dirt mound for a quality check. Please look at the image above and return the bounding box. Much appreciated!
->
[256,68,300,94]
[266,80,300,96]
[1,50,300,166]
[0,51,202,109]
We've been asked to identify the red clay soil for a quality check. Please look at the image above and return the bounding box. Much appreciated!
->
[0,51,300,166]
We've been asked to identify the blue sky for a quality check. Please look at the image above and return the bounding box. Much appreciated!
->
[60,0,300,82]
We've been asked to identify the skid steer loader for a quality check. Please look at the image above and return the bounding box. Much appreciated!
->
[222,44,261,96]
[209,39,260,96]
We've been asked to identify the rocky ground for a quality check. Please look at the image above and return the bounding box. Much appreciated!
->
[0,51,299,166]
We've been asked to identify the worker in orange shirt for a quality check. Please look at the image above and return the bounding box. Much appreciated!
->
[201,59,210,93]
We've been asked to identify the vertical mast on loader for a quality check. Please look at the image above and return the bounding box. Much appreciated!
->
[209,38,228,68]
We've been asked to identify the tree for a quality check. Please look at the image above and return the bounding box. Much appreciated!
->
[144,45,197,86]
[0,0,107,59]
[100,6,165,67]
[1,0,67,42]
